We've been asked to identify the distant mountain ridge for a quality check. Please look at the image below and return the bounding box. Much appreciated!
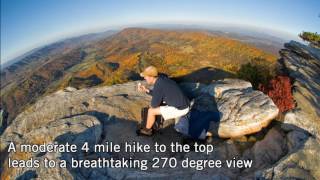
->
[1,30,118,69]
[1,27,278,127]
[2,24,288,69]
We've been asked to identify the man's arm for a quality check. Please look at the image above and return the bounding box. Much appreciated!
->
[150,87,162,108]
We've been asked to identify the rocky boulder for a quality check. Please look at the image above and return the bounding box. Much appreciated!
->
[1,115,102,180]
[255,41,320,180]
[0,81,151,179]
[280,41,320,139]
[255,130,320,180]
[243,127,287,170]
[185,79,279,138]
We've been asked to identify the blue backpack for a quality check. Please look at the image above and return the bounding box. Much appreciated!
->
[174,109,220,139]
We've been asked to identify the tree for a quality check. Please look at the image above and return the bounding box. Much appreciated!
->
[299,31,320,48]
[236,57,275,89]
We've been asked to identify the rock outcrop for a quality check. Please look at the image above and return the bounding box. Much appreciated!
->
[209,79,279,138]
[255,41,320,179]
[256,131,320,179]
[0,82,151,179]
[182,79,279,138]
[0,78,279,179]
[279,41,320,139]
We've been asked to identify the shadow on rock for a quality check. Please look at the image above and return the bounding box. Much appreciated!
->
[16,170,38,180]
[172,66,235,84]
[8,108,315,179]
[54,111,188,179]
[57,110,316,179]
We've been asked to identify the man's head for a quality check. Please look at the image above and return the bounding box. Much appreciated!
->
[140,66,158,85]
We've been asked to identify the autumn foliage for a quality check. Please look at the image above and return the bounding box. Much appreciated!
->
[236,57,275,89]
[259,76,295,113]
[236,59,295,113]
[1,28,279,123]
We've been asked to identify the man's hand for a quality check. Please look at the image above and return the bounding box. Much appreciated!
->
[137,83,150,93]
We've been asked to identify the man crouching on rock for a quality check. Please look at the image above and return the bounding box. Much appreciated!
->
[137,66,190,136]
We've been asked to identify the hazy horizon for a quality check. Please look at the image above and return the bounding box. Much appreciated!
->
[0,22,302,65]
[1,0,319,65]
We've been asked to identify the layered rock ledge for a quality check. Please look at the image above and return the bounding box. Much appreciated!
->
[0,78,280,179]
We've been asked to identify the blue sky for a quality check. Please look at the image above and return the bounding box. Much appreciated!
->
[1,0,319,64]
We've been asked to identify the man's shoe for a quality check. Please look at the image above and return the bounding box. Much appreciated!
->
[137,128,153,136]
